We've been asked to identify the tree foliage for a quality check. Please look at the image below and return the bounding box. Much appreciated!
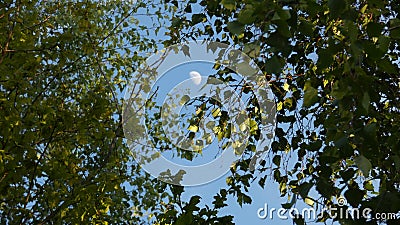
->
[0,1,176,224]
[157,0,400,224]
[1,0,400,225]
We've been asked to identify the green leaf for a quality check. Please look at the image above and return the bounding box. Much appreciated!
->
[182,44,190,57]
[188,125,198,132]
[188,195,201,206]
[237,193,252,206]
[298,182,313,199]
[367,22,383,37]
[227,21,244,35]
[221,0,236,10]
[293,216,305,225]
[281,194,296,209]
[328,0,347,16]
[283,83,290,92]
[298,20,314,37]
[272,155,281,166]
[304,197,314,207]
[243,43,261,58]
[192,13,206,24]
[272,9,291,21]
[265,55,284,74]
[239,118,249,131]
[316,179,335,198]
[277,101,283,111]
[362,92,370,112]
[175,213,193,225]
[390,18,400,39]
[344,188,364,207]
[364,180,374,191]
[249,119,258,134]
[303,81,318,107]
[212,108,221,118]
[204,120,215,130]
[238,6,255,24]
[378,59,397,73]
[317,48,335,69]
[212,193,228,209]
[180,95,190,105]
[355,155,372,177]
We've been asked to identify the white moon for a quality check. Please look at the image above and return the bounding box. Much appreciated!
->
[189,71,202,85]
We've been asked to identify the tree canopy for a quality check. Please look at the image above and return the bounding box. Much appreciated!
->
[0,1,171,224]
[159,0,400,224]
[1,0,399,225]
